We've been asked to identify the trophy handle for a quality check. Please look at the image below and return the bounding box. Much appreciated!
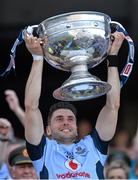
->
[110,21,135,87]
[24,25,39,37]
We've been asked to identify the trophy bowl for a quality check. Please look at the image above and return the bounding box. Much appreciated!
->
[37,11,112,101]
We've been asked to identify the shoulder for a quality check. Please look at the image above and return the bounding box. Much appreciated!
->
[82,129,110,155]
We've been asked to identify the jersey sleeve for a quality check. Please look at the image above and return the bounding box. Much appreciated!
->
[90,129,110,155]
[26,135,49,179]
[26,135,46,161]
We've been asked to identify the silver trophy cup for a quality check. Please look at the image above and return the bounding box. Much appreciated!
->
[35,11,125,101]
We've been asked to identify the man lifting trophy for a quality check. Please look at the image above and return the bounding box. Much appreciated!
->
[2,11,134,179]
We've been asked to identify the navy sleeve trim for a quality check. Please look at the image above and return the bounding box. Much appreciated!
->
[96,161,104,179]
[40,165,49,179]
[90,129,110,155]
[26,135,46,161]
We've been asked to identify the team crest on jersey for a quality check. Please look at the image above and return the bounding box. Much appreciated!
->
[65,159,81,171]
[75,146,88,156]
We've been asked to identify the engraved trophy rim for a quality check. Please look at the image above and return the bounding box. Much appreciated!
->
[43,11,111,23]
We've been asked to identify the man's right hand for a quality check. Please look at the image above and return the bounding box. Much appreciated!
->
[24,32,44,56]
[109,32,125,55]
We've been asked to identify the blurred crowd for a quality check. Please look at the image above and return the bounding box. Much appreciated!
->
[78,116,138,179]
[0,89,138,179]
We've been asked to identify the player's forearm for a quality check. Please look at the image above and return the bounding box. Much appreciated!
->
[106,67,120,110]
[96,67,120,141]
[25,61,43,110]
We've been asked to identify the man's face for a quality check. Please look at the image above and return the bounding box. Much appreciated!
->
[10,163,37,179]
[106,168,127,179]
[0,118,11,139]
[47,109,77,144]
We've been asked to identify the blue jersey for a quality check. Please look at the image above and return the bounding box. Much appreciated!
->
[26,129,109,179]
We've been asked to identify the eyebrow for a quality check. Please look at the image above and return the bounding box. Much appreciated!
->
[0,125,9,128]
[55,115,76,119]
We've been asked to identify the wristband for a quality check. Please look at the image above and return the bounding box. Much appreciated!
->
[32,54,43,61]
[107,55,119,67]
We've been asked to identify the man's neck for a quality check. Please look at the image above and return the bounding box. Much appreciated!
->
[54,138,76,145]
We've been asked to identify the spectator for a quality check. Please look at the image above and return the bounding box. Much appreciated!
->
[5,89,25,127]
[78,118,93,139]
[110,129,131,152]
[8,145,38,179]
[0,118,13,179]
[105,159,130,179]
[104,151,131,179]
[4,89,51,138]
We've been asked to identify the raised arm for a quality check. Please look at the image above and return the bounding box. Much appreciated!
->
[5,89,25,127]
[96,32,125,141]
[24,33,44,145]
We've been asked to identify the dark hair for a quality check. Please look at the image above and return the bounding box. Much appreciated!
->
[47,102,77,125]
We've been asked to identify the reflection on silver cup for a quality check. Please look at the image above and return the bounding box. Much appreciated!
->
[37,11,112,101]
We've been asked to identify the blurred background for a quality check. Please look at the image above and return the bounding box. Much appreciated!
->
[0,0,137,139]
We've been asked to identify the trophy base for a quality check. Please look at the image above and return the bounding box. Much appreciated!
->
[53,78,111,101]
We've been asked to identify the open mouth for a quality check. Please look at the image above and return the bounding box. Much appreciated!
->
[61,129,71,133]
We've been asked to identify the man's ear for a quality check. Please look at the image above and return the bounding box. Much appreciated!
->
[46,126,52,136]
[10,167,16,179]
